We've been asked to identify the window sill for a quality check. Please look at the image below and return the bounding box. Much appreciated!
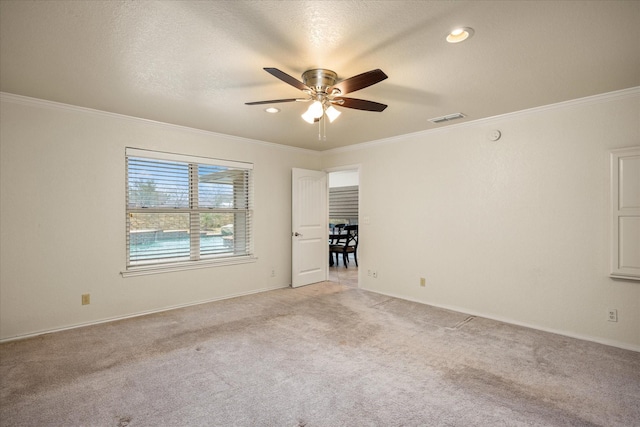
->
[121,255,258,278]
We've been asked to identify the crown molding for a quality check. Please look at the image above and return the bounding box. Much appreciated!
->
[3,87,638,157]
[0,92,321,157]
[322,86,640,155]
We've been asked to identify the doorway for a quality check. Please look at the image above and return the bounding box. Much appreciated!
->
[327,168,359,287]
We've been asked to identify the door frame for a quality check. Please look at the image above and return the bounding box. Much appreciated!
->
[326,164,361,287]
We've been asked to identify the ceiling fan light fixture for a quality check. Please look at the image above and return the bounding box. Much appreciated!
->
[301,109,316,124]
[447,27,474,43]
[264,107,280,113]
[310,100,324,118]
[325,105,341,123]
[302,100,324,123]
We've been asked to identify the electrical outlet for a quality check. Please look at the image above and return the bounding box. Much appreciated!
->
[81,294,90,305]
[420,277,426,287]
[367,270,372,277]
[607,309,618,322]
[271,267,276,277]
[372,271,378,278]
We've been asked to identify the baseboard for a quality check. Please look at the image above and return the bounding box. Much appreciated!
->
[0,284,290,343]
[364,288,640,353]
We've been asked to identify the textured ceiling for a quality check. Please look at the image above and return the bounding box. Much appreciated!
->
[1,1,639,151]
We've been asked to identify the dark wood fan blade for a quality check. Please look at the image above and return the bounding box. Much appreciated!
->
[264,67,310,92]
[329,69,388,95]
[335,97,388,112]
[245,98,298,105]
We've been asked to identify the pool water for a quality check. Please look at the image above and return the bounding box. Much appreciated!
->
[130,234,230,261]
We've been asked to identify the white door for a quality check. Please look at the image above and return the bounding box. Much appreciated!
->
[610,147,640,280]
[292,168,327,287]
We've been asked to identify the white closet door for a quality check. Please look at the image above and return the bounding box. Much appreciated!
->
[610,146,640,280]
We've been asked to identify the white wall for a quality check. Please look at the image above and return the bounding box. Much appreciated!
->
[329,170,359,187]
[0,95,320,340]
[2,90,639,351]
[322,89,640,351]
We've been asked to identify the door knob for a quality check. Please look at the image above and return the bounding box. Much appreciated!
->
[294,232,303,237]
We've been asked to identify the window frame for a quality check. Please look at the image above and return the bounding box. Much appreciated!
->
[122,148,256,277]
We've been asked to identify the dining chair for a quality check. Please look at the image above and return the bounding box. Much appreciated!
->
[330,223,346,244]
[329,224,358,267]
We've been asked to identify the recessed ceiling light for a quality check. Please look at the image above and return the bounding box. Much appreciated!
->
[446,27,474,43]
[265,107,280,113]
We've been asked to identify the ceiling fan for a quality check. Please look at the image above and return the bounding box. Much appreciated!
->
[245,67,388,131]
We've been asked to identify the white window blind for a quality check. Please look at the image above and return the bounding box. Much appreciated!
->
[329,185,359,219]
[125,148,253,273]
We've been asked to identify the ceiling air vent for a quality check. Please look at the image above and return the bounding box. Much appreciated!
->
[428,112,466,124]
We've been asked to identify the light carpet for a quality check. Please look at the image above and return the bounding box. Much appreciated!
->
[1,281,638,426]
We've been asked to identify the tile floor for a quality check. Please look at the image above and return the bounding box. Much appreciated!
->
[328,261,358,287]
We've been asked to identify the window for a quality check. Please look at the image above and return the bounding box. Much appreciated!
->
[329,185,359,225]
[124,148,254,275]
